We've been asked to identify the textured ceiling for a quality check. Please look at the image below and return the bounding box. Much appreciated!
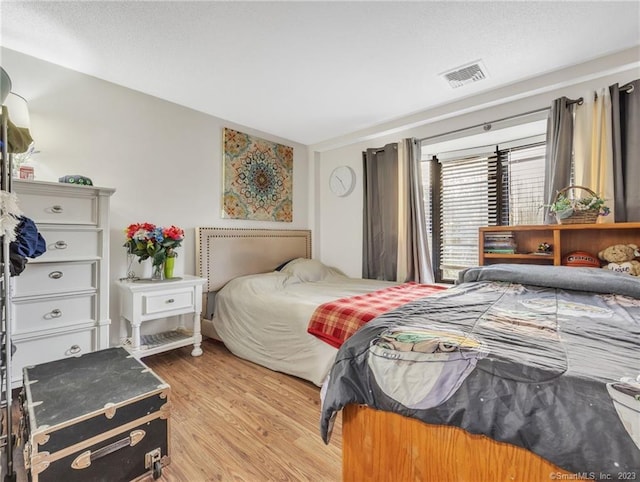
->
[1,1,639,145]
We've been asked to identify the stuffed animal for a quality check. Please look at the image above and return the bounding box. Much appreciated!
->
[598,244,640,276]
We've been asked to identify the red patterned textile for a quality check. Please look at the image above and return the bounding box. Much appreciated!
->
[307,282,447,348]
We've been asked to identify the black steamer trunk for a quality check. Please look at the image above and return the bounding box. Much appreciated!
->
[21,347,170,481]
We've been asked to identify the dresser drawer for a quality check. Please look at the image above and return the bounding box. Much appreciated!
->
[12,328,96,385]
[13,293,96,335]
[37,227,99,261]
[13,261,97,298]
[18,191,97,225]
[143,288,194,315]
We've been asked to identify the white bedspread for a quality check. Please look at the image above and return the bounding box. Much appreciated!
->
[213,259,394,386]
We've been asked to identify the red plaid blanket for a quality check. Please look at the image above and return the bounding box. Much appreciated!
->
[307,282,447,348]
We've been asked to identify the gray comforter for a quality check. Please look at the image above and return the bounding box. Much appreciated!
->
[320,265,640,477]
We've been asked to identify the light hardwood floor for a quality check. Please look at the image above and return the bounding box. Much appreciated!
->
[144,339,343,482]
[12,340,342,482]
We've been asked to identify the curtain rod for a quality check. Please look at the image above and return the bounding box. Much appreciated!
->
[417,82,635,145]
[570,85,635,103]
[418,106,550,144]
[574,84,634,103]
[621,83,635,93]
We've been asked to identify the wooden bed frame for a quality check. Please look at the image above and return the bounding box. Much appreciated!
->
[195,227,311,339]
[342,405,570,482]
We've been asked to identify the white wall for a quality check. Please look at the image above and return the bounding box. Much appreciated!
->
[4,46,639,340]
[312,48,640,277]
[2,48,310,344]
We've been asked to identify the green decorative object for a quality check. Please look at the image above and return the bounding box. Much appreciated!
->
[164,256,175,279]
[59,175,93,186]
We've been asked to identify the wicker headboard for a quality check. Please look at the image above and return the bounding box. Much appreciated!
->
[196,227,312,292]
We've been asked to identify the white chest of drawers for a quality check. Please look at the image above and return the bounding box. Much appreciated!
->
[10,179,115,387]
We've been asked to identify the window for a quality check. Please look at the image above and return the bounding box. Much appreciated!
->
[500,142,547,226]
[422,138,546,283]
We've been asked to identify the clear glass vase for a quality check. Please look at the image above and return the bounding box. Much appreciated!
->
[122,251,138,281]
[151,262,164,281]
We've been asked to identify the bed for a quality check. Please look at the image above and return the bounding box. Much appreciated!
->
[196,227,400,385]
[320,264,640,481]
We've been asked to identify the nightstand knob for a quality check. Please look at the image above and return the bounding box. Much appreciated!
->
[69,345,82,355]
[166,299,175,304]
[49,271,64,279]
[54,240,68,249]
[50,309,62,318]
[51,205,64,213]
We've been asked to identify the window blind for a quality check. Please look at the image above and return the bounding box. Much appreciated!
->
[501,142,546,226]
[439,152,498,281]
[424,141,546,283]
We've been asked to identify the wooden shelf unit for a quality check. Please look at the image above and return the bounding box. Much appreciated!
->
[479,222,640,266]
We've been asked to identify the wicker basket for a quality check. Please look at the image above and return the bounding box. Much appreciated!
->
[554,185,600,225]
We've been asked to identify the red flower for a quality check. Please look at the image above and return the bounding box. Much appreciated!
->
[163,225,184,241]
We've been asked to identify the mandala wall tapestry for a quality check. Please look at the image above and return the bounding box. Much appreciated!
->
[222,128,293,222]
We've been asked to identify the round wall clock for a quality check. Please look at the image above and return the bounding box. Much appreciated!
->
[329,166,356,197]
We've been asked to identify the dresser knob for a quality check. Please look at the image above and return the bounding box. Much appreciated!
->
[49,271,63,279]
[54,241,68,249]
[51,205,64,213]
[69,345,81,355]
[50,309,62,318]
[166,299,175,304]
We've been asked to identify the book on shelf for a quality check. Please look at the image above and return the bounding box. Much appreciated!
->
[484,241,516,248]
[484,231,517,253]
[484,231,517,254]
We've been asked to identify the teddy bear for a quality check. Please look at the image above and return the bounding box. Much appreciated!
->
[598,244,640,276]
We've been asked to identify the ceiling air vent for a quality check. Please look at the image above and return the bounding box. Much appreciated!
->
[442,61,487,89]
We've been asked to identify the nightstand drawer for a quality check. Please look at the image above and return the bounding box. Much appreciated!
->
[143,289,194,315]
[37,228,99,261]
[13,261,96,298]
[18,191,97,225]
[13,293,96,335]
[12,328,96,385]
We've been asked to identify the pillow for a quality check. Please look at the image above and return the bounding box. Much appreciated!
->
[280,258,345,282]
[274,258,296,271]
[224,271,288,294]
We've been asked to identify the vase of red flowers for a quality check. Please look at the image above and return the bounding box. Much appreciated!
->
[124,223,184,280]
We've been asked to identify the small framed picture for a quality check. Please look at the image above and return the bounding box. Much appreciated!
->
[19,165,34,180]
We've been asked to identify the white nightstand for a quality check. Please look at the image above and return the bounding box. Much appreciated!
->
[117,275,207,358]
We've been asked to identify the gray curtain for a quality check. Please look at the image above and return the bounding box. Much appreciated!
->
[401,138,434,283]
[543,97,574,224]
[362,143,398,281]
[610,79,640,222]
